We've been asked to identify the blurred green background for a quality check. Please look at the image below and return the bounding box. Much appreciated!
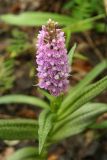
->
[0,0,107,159]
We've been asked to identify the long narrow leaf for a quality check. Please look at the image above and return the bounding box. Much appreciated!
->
[52,103,107,141]
[26,158,42,160]
[38,109,49,154]
[38,109,53,154]
[58,60,107,115]
[0,94,49,109]
[26,158,41,160]
[0,12,73,26]
[68,43,77,65]
[60,76,107,119]
[63,14,105,33]
[38,89,55,102]
[70,60,107,93]
[0,119,38,140]
[65,30,72,48]
[7,147,38,160]
[91,121,107,129]
[40,114,53,154]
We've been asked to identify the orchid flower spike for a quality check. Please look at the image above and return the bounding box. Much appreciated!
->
[36,19,70,96]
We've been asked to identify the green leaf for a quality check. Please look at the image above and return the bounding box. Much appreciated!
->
[38,109,53,154]
[1,13,104,34]
[68,43,77,65]
[38,88,55,102]
[91,121,107,129]
[63,14,105,33]
[7,29,30,57]
[58,60,107,116]
[25,158,41,160]
[7,147,38,160]
[63,0,74,9]
[95,23,105,32]
[74,53,88,61]
[70,76,107,112]
[59,75,107,119]
[0,94,49,109]
[71,60,107,93]
[65,30,72,48]
[0,59,15,93]
[0,119,38,140]
[25,158,42,160]
[0,12,73,26]
[52,103,107,141]
[38,109,49,154]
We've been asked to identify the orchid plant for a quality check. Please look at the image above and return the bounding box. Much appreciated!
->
[0,19,107,160]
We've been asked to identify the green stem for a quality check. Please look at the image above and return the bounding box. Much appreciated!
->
[50,94,63,112]
[39,145,48,160]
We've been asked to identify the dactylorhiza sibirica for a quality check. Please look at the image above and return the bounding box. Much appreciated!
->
[36,19,70,96]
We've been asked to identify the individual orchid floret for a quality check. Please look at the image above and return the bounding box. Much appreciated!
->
[36,19,70,96]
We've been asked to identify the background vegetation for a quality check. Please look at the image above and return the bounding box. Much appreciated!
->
[0,0,107,159]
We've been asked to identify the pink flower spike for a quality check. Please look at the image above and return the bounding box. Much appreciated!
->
[36,19,70,96]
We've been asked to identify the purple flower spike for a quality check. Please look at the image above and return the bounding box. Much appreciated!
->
[36,19,70,96]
